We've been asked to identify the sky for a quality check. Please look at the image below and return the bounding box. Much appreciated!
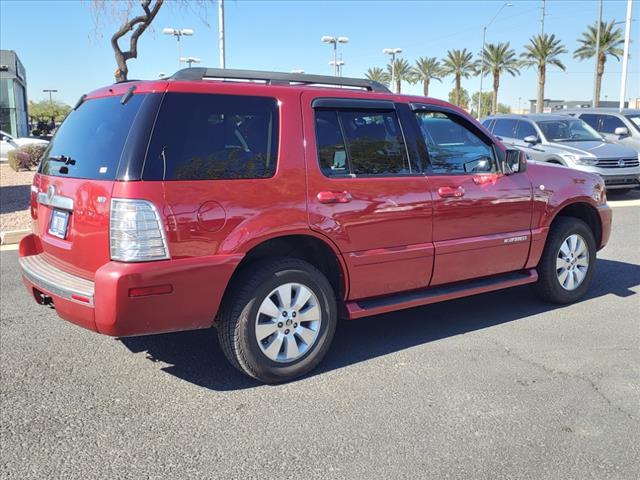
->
[0,0,638,110]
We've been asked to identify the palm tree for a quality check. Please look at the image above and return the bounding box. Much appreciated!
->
[409,57,442,97]
[520,33,567,113]
[386,58,413,94]
[441,48,477,107]
[574,20,624,107]
[365,67,390,87]
[482,42,520,114]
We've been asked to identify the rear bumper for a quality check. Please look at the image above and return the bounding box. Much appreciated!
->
[19,234,242,336]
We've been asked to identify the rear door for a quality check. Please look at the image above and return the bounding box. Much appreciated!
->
[411,105,533,285]
[302,93,434,300]
[33,91,162,278]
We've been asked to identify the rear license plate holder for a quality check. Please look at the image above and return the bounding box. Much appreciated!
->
[48,209,70,239]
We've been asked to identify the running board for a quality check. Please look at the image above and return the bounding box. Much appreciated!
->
[346,269,538,319]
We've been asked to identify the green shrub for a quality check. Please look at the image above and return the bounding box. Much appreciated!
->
[7,143,47,172]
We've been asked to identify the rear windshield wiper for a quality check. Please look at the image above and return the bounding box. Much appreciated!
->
[47,155,76,165]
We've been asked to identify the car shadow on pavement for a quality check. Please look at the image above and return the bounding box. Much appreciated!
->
[0,184,31,214]
[118,258,640,391]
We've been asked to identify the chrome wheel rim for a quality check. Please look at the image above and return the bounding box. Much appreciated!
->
[556,234,589,291]
[254,282,322,363]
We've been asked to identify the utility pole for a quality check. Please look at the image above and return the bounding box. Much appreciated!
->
[218,0,225,68]
[540,0,547,35]
[619,0,633,111]
[592,0,603,107]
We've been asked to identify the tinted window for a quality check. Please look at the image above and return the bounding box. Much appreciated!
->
[600,115,626,134]
[144,93,278,180]
[340,110,410,175]
[315,110,348,176]
[39,94,149,179]
[626,115,640,133]
[492,119,517,138]
[515,121,538,140]
[416,111,497,174]
[314,109,411,176]
[578,113,601,130]
[481,119,494,130]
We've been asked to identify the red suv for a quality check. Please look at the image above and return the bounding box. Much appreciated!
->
[19,68,612,383]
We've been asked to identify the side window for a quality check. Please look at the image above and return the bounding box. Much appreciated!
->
[315,110,348,176]
[314,108,412,177]
[492,119,517,138]
[515,121,538,140]
[600,115,626,134]
[579,114,602,131]
[144,93,278,181]
[416,111,497,174]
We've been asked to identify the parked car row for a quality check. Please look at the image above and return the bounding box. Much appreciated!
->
[481,111,640,194]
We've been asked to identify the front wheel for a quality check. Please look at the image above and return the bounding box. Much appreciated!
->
[534,217,596,304]
[217,258,337,383]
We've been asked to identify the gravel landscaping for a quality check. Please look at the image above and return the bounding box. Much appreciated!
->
[0,164,35,232]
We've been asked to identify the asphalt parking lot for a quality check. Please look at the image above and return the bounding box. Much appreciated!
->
[1,194,639,480]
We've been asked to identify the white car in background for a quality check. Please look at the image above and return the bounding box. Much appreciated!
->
[0,130,49,163]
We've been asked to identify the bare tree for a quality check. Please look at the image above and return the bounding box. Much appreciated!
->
[88,0,211,83]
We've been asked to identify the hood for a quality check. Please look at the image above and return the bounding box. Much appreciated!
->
[546,140,637,159]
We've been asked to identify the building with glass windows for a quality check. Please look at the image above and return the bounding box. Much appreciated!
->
[0,50,28,137]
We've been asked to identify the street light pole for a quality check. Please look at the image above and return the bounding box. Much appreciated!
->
[478,2,512,118]
[163,28,194,68]
[180,57,201,68]
[218,0,226,68]
[321,36,349,76]
[592,0,603,107]
[42,89,58,105]
[383,48,402,93]
[619,0,633,111]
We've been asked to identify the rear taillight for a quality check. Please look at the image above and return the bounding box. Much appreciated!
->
[110,199,170,262]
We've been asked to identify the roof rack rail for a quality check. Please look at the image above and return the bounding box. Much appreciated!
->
[169,68,391,93]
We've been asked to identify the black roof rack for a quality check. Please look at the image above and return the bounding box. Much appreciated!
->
[169,68,391,93]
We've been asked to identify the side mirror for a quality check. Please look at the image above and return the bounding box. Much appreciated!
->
[523,135,540,144]
[614,126,629,137]
[504,149,527,175]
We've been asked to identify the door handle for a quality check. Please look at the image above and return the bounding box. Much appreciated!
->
[437,186,465,198]
[317,191,352,204]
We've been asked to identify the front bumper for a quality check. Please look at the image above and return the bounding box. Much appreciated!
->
[574,164,640,189]
[19,234,243,336]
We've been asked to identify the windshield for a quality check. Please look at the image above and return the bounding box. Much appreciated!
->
[536,119,602,142]
[626,115,640,133]
[39,94,148,179]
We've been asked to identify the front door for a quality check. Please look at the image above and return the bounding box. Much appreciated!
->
[412,105,533,286]
[302,93,434,300]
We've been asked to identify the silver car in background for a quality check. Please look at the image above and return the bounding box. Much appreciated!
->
[482,114,640,193]
[560,108,640,152]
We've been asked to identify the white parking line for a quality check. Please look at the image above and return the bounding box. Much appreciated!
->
[0,244,19,252]
[609,200,640,208]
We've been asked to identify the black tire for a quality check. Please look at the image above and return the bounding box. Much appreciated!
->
[217,257,337,383]
[534,217,597,304]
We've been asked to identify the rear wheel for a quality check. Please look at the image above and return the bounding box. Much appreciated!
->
[534,217,596,304]
[217,258,337,383]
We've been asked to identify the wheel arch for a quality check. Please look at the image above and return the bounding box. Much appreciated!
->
[549,201,602,248]
[220,232,350,314]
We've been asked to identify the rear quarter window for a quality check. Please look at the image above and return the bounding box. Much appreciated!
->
[39,94,149,179]
[143,93,278,181]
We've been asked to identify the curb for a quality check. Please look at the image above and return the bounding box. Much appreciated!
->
[0,229,30,245]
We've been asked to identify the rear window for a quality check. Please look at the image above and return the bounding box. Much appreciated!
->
[143,93,278,181]
[39,94,148,179]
